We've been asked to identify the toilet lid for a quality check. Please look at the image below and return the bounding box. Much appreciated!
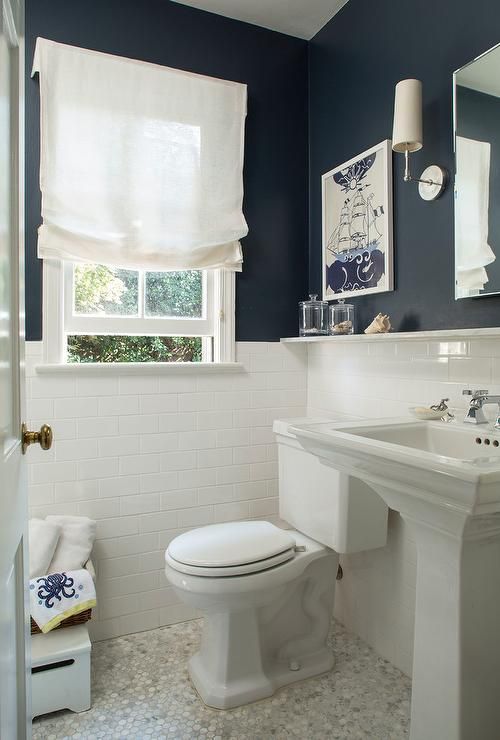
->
[167,521,296,570]
[165,547,296,578]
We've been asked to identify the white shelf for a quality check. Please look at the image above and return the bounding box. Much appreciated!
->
[281,327,500,344]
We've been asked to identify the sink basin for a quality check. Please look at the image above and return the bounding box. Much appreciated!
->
[290,416,500,740]
[291,418,500,513]
[337,419,500,460]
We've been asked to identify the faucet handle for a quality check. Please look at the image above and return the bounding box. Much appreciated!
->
[462,389,473,396]
[431,398,450,411]
[463,389,489,398]
[430,398,454,421]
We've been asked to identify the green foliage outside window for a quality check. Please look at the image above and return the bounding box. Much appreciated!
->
[67,335,202,363]
[74,264,202,317]
[74,264,137,315]
[145,271,202,317]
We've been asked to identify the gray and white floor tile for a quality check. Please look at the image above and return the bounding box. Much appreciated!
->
[32,619,411,740]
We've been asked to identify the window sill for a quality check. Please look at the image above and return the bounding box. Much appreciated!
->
[35,362,245,376]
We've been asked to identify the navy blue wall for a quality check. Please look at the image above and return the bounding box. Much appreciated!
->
[28,0,500,340]
[309,0,500,332]
[457,85,500,293]
[25,0,309,341]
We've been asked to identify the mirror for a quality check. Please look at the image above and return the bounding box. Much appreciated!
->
[454,42,500,299]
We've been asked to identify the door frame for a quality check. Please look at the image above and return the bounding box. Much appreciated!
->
[1,0,30,735]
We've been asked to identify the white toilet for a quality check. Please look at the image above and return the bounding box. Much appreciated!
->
[164,418,388,710]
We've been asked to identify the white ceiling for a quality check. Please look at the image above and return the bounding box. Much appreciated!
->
[170,0,350,40]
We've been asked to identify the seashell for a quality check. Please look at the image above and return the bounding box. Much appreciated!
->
[364,313,391,334]
[331,319,352,335]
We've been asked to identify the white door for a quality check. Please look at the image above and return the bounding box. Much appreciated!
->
[0,1,30,738]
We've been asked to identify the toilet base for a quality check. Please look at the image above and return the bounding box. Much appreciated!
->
[189,644,334,710]
[185,545,338,709]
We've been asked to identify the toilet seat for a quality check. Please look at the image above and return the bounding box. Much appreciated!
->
[166,521,296,578]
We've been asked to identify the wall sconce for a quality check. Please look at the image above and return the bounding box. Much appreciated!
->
[392,78,447,201]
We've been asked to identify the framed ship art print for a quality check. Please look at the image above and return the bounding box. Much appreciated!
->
[322,139,393,300]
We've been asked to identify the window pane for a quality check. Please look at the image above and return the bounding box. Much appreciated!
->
[67,335,202,363]
[145,270,202,318]
[73,264,139,316]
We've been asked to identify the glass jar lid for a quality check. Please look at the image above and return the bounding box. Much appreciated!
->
[299,293,328,307]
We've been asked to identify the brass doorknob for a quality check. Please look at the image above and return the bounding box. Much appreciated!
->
[21,423,53,455]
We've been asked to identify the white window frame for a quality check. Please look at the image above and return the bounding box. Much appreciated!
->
[42,260,236,365]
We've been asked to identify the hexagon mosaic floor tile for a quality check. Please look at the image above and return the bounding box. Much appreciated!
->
[32,619,411,740]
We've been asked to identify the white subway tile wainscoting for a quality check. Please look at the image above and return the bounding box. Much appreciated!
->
[25,341,307,641]
[26,329,500,680]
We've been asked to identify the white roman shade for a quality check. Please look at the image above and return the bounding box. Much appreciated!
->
[31,38,248,271]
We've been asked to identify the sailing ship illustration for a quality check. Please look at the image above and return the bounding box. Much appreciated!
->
[324,151,386,295]
[326,187,384,262]
[323,143,393,298]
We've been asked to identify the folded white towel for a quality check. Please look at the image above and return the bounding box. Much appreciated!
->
[456,136,495,292]
[30,568,96,634]
[29,519,61,579]
[46,515,96,573]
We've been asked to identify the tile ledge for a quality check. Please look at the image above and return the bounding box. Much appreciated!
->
[281,327,500,344]
[35,362,245,376]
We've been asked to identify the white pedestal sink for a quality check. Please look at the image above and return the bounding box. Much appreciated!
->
[291,418,500,740]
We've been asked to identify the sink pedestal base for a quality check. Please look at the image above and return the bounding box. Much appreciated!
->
[405,513,500,740]
[292,420,500,740]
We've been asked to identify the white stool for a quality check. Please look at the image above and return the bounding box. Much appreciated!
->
[31,624,91,718]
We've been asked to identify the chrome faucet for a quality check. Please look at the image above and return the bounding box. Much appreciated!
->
[462,389,500,428]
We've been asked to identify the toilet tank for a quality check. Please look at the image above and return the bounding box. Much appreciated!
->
[274,418,388,554]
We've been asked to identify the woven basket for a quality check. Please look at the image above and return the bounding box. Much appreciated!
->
[31,608,92,635]
[30,560,95,635]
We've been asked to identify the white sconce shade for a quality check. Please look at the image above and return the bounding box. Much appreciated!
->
[392,79,423,153]
[391,77,446,199]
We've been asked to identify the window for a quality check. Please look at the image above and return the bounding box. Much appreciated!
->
[66,263,211,363]
[34,40,245,366]
[43,260,235,364]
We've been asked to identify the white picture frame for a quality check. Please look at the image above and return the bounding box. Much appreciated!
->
[322,139,393,301]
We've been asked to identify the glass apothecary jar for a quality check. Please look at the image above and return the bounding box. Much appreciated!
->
[298,294,328,337]
[328,299,355,335]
